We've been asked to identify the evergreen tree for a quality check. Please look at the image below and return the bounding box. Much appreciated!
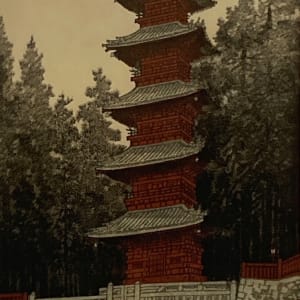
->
[45,70,127,295]
[76,69,127,290]
[47,94,87,296]
[0,15,16,292]
[0,15,14,196]
[193,0,299,279]
[0,16,13,97]
[0,20,127,294]
[3,36,55,293]
[77,68,126,227]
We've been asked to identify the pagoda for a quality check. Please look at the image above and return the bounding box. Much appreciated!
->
[88,0,216,285]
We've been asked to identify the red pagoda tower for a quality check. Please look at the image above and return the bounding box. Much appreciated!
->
[89,0,216,285]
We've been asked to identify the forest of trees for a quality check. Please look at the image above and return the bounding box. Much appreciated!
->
[0,0,299,296]
[194,0,299,280]
[0,16,127,296]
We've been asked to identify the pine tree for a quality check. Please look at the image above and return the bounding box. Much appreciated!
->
[193,0,299,279]
[12,36,55,188]
[0,16,14,190]
[77,68,126,226]
[46,70,127,295]
[0,15,16,292]
[4,36,56,293]
[0,16,13,97]
[48,94,83,296]
[75,69,127,292]
[0,27,128,294]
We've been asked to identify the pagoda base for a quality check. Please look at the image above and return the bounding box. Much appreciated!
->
[123,229,205,285]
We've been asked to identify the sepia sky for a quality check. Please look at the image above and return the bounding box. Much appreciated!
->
[0,0,238,111]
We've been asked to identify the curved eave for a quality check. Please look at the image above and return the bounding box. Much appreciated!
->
[97,150,200,171]
[103,81,200,110]
[87,204,205,239]
[88,220,202,239]
[114,0,143,13]
[115,0,217,14]
[103,22,200,50]
[96,140,204,171]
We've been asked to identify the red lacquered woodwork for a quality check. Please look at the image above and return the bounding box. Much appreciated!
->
[99,0,212,285]
[122,229,206,284]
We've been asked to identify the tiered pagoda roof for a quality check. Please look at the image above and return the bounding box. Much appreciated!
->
[103,80,201,110]
[97,139,204,171]
[104,21,202,50]
[88,204,204,238]
[114,0,217,14]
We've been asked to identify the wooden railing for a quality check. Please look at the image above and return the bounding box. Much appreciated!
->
[0,294,28,300]
[242,253,300,279]
[241,262,278,279]
[282,254,300,278]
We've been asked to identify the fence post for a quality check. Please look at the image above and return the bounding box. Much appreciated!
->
[120,285,125,300]
[278,259,282,279]
[107,282,113,300]
[230,281,237,300]
[134,281,140,300]
[241,262,245,277]
[29,292,35,300]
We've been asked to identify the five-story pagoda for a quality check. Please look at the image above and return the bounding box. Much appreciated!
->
[88,0,216,284]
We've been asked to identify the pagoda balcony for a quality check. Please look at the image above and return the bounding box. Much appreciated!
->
[132,69,191,86]
[125,188,197,210]
[135,12,188,28]
[127,130,193,146]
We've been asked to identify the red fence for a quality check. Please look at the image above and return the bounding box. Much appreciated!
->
[0,294,28,300]
[282,254,300,278]
[242,254,300,279]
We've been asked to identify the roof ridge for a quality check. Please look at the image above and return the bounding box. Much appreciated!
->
[125,21,195,33]
[131,80,190,89]
[111,139,199,153]
[124,80,198,92]
[106,204,190,227]
[126,203,189,214]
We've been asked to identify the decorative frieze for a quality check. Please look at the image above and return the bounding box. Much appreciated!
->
[99,281,235,300]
